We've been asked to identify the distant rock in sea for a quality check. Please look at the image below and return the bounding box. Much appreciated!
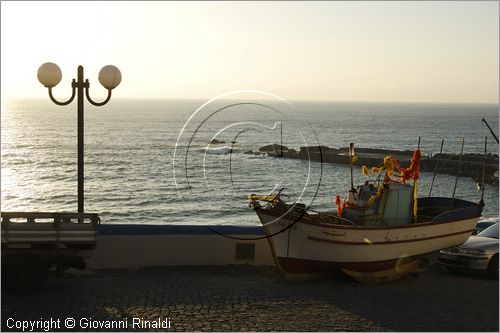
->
[259,144,288,153]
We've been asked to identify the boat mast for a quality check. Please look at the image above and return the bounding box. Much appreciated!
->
[280,121,283,157]
[482,118,499,144]
[428,139,444,197]
[479,136,487,207]
[451,137,465,206]
[349,142,355,190]
[412,137,421,219]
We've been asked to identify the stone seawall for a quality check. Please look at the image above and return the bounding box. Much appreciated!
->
[249,144,499,185]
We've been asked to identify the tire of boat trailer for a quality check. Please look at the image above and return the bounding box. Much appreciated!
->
[5,253,48,293]
[488,255,498,280]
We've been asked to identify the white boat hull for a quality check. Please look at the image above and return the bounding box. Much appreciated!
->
[256,208,479,273]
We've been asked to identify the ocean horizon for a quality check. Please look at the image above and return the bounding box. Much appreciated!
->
[1,98,498,225]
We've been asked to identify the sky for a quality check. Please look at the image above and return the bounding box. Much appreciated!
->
[1,1,499,103]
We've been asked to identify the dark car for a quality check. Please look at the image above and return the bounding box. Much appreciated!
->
[472,220,497,235]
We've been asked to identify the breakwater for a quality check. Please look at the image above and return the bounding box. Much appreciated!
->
[246,144,499,185]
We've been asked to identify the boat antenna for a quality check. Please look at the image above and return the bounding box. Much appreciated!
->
[451,137,465,207]
[482,118,499,144]
[479,136,487,208]
[428,139,444,197]
[280,121,283,157]
[349,142,355,190]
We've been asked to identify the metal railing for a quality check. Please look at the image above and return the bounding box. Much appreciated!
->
[1,212,100,226]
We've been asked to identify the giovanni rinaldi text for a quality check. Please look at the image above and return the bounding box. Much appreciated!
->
[5,317,172,331]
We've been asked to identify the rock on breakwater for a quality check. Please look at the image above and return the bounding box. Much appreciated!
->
[252,145,499,185]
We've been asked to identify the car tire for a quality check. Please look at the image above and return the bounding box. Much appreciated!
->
[488,255,498,280]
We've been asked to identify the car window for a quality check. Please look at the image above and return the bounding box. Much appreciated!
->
[477,222,499,239]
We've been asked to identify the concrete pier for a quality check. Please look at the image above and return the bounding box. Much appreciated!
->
[88,225,275,269]
[254,145,499,185]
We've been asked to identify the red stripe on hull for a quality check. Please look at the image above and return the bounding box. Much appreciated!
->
[307,228,473,246]
[276,255,428,273]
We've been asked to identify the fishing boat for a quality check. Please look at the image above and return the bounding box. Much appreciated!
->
[248,144,484,282]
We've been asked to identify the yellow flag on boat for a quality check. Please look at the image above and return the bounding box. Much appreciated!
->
[371,156,395,176]
[248,194,280,202]
[349,143,357,163]
[361,165,369,177]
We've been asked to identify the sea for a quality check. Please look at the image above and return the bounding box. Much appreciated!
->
[1,97,498,226]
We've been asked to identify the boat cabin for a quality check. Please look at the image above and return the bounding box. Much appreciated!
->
[343,183,413,226]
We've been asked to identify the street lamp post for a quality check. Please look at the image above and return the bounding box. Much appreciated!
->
[37,62,121,213]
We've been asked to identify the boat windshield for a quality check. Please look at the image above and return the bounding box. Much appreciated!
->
[477,222,499,239]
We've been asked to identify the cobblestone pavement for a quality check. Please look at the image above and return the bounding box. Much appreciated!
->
[2,264,498,332]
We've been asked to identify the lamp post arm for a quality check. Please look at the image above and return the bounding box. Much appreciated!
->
[48,81,76,106]
[85,80,112,106]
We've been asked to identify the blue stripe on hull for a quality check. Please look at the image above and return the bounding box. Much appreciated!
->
[98,224,265,236]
